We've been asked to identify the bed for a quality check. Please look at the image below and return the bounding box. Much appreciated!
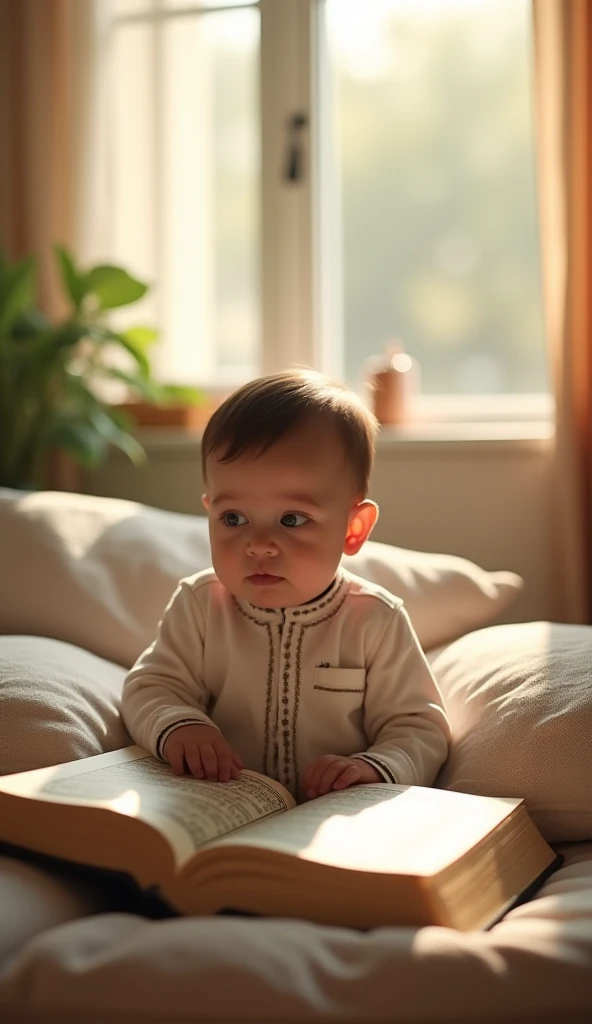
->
[0,488,591,1024]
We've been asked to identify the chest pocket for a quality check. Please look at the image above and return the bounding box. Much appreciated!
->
[313,668,366,693]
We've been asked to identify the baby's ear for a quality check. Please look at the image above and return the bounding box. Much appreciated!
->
[201,494,210,511]
[343,500,379,556]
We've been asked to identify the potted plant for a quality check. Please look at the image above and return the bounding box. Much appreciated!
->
[0,245,201,489]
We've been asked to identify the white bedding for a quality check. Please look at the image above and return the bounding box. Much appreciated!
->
[1,843,591,1023]
[0,491,591,1023]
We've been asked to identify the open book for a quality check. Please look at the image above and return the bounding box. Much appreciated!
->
[0,746,560,931]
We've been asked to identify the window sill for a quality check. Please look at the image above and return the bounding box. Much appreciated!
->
[132,419,554,458]
[376,419,554,450]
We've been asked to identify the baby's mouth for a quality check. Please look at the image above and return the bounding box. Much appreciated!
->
[247,573,284,586]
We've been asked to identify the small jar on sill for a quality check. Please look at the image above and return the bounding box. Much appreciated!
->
[366,345,419,426]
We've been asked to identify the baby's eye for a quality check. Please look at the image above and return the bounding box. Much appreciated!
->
[221,511,248,527]
[280,512,309,528]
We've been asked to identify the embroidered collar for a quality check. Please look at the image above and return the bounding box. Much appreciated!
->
[235,569,347,624]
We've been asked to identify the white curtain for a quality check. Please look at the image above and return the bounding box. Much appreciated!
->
[0,0,109,311]
[532,0,592,624]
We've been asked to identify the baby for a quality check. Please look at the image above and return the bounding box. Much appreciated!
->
[121,370,450,799]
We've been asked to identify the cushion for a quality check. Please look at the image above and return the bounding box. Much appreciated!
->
[0,489,212,669]
[0,488,522,666]
[0,853,120,968]
[433,621,592,842]
[0,635,129,775]
[343,545,521,653]
[1,844,592,1021]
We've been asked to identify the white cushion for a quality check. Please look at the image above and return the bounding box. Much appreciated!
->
[344,544,522,653]
[0,489,522,666]
[0,489,213,668]
[1,843,591,1022]
[0,635,129,775]
[433,621,592,842]
[0,854,112,969]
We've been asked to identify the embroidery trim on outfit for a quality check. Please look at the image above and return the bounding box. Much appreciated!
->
[356,751,398,784]
[292,592,349,794]
[233,600,275,777]
[232,575,350,793]
[156,717,207,760]
[313,685,364,693]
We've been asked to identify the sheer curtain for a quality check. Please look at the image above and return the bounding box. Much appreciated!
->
[0,0,107,488]
[532,0,592,624]
[0,0,106,314]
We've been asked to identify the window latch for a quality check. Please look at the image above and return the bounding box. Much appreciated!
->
[284,112,308,183]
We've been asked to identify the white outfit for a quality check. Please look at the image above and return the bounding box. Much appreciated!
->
[122,567,450,798]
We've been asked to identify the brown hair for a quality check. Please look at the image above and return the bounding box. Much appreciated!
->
[202,370,378,495]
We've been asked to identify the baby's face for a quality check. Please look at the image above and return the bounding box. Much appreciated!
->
[203,419,363,607]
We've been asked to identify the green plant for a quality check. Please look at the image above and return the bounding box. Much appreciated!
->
[0,245,200,488]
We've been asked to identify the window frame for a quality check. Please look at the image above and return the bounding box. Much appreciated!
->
[260,0,345,380]
[109,0,552,427]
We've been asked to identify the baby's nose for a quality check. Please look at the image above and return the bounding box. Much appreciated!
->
[246,531,278,556]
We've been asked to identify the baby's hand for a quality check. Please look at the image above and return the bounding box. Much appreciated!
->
[303,755,382,799]
[163,724,244,782]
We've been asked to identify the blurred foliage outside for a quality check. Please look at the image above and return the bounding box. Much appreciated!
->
[329,0,547,394]
[115,0,547,397]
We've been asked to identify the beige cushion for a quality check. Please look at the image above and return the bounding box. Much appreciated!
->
[0,854,115,969]
[433,621,592,842]
[343,544,521,653]
[0,489,211,669]
[0,488,522,665]
[0,843,591,1022]
[0,635,129,775]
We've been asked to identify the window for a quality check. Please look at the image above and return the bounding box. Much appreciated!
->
[105,0,548,413]
[327,0,547,400]
[109,0,260,387]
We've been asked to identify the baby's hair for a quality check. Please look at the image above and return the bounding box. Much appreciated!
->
[202,369,378,496]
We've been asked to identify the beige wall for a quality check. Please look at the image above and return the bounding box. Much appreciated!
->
[86,432,554,624]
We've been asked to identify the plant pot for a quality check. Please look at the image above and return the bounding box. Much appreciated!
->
[115,401,216,432]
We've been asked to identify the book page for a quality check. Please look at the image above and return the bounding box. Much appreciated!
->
[0,747,295,859]
[209,784,521,875]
